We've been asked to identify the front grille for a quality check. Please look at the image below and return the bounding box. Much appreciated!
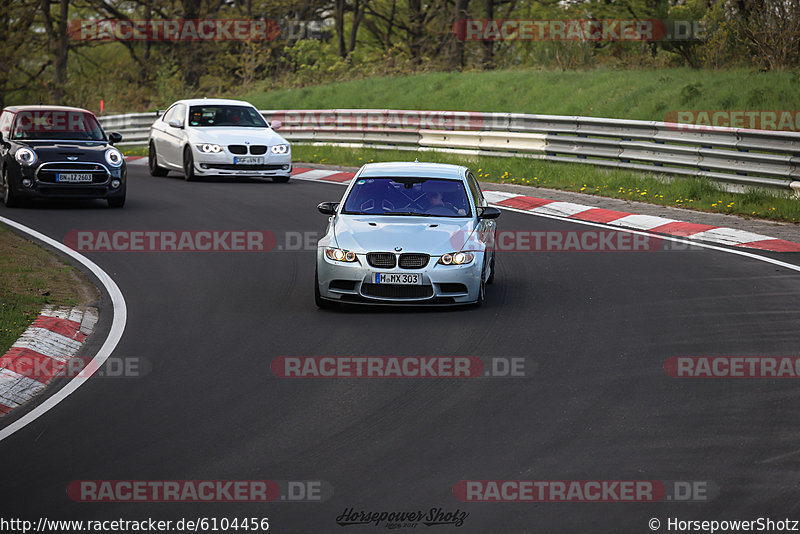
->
[249,145,267,155]
[206,164,285,171]
[367,252,396,269]
[361,283,433,299]
[37,162,109,184]
[228,145,247,154]
[398,253,430,269]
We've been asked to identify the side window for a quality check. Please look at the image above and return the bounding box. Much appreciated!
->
[466,172,484,207]
[0,111,13,138]
[163,105,185,124]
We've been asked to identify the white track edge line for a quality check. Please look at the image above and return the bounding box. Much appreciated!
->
[0,216,127,442]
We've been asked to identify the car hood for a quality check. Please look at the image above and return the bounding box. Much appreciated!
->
[20,141,112,159]
[332,215,477,256]
[186,127,287,145]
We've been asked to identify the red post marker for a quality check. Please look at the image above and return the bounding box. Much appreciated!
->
[100,99,104,114]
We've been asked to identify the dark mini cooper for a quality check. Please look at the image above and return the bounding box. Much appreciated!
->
[0,105,126,208]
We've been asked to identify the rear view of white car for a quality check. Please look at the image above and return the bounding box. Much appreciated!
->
[148,98,291,182]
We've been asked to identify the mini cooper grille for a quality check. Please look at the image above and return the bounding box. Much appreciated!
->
[361,284,433,299]
[398,253,430,269]
[37,162,109,184]
[228,145,247,154]
[367,252,396,269]
[249,145,267,155]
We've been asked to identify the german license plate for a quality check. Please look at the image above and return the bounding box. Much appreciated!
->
[233,156,263,164]
[375,273,422,285]
[56,173,92,183]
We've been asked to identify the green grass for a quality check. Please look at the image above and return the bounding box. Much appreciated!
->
[0,226,84,353]
[293,145,800,224]
[246,68,800,121]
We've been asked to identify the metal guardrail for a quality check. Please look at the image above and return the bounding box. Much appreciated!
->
[99,109,800,194]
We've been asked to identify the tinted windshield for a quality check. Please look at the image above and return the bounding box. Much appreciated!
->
[342,177,472,217]
[188,105,267,127]
[12,110,105,141]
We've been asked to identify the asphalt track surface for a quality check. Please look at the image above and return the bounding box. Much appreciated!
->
[1,164,800,533]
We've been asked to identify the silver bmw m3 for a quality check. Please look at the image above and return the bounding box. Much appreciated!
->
[315,161,500,307]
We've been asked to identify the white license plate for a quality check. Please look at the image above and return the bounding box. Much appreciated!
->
[56,173,93,183]
[375,273,422,285]
[233,156,263,164]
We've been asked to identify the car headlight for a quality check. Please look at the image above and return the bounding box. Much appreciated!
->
[325,247,358,262]
[105,147,123,167]
[438,252,474,265]
[270,144,289,155]
[198,144,222,153]
[14,148,37,167]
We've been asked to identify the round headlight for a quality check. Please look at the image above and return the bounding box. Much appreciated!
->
[453,253,466,264]
[270,144,289,155]
[333,249,345,261]
[345,251,356,262]
[14,147,37,167]
[105,148,123,167]
[440,253,453,265]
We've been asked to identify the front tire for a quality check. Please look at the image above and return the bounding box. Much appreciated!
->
[148,142,169,177]
[486,251,496,285]
[182,146,196,181]
[272,175,290,183]
[107,195,125,208]
[475,259,487,306]
[2,168,19,208]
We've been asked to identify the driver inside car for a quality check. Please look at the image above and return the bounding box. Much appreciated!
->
[426,190,466,215]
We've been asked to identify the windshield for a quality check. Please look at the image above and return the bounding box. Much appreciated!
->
[188,105,267,127]
[12,110,105,141]
[342,177,472,217]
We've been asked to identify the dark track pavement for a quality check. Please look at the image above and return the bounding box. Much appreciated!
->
[1,165,800,533]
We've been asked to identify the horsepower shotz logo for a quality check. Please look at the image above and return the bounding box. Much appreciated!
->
[336,507,469,527]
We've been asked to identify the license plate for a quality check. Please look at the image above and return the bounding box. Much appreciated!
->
[233,156,263,164]
[56,173,93,183]
[375,273,422,285]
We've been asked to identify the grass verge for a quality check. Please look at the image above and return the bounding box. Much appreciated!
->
[0,226,94,354]
[293,145,800,224]
[246,68,800,122]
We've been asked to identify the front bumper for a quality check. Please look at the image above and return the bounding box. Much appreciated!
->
[191,146,292,177]
[9,162,126,200]
[316,248,484,305]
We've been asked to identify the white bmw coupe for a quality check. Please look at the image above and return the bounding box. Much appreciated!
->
[148,98,291,182]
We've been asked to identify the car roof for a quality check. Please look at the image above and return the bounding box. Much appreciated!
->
[169,98,258,108]
[358,161,468,180]
[3,105,94,114]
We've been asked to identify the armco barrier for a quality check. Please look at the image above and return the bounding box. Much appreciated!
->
[99,109,800,192]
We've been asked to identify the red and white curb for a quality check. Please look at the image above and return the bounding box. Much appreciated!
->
[0,306,97,417]
[290,167,800,253]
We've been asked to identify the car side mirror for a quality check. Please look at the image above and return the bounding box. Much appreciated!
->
[168,118,184,129]
[317,202,339,215]
[108,132,123,145]
[477,206,501,220]
[270,120,282,130]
